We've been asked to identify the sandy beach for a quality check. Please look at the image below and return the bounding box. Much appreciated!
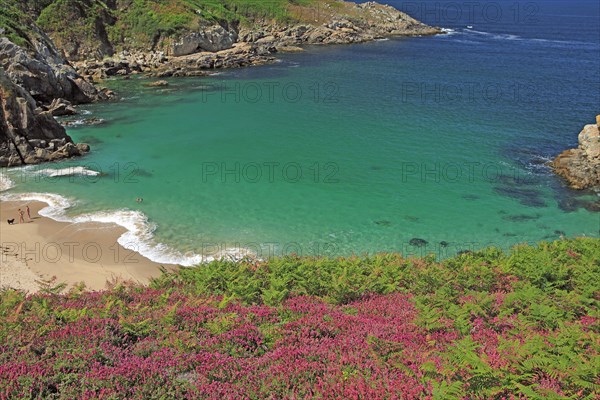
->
[0,200,178,293]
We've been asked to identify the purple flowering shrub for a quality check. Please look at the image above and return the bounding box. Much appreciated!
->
[1,239,598,399]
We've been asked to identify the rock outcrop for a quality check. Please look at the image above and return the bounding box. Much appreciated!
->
[0,32,103,105]
[239,1,441,47]
[0,67,89,167]
[172,25,238,56]
[72,1,440,80]
[74,44,277,80]
[551,115,600,190]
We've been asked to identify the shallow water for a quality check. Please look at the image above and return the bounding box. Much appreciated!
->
[2,0,599,263]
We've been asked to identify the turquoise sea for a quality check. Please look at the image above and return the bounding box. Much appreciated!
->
[2,0,599,264]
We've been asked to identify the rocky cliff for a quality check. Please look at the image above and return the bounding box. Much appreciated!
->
[0,31,103,105]
[72,1,441,79]
[240,1,440,47]
[0,67,89,167]
[551,115,600,190]
[3,1,440,80]
[0,19,101,167]
[19,0,438,61]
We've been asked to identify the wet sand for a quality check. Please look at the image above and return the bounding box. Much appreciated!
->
[0,200,178,293]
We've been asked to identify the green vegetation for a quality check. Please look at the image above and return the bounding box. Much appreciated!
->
[0,0,319,54]
[1,238,599,398]
[153,238,600,310]
[0,0,33,46]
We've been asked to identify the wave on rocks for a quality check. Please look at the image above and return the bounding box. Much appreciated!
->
[440,28,458,36]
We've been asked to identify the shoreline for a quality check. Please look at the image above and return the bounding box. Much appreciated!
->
[0,199,179,293]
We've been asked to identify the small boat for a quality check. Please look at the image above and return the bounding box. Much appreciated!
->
[467,25,473,29]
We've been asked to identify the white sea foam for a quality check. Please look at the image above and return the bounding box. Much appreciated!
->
[64,118,105,127]
[0,192,74,221]
[464,29,597,48]
[440,28,458,36]
[0,191,251,266]
[0,173,15,192]
[34,166,102,178]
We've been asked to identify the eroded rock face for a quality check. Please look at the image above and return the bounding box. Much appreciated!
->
[172,26,238,56]
[551,115,600,190]
[0,68,89,167]
[0,32,100,105]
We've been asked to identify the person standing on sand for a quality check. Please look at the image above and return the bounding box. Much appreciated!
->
[18,209,24,224]
[26,205,31,220]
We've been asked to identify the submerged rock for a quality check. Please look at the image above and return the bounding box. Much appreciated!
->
[409,238,428,247]
[374,220,392,226]
[494,186,547,208]
[145,80,169,88]
[502,214,541,222]
[551,115,600,190]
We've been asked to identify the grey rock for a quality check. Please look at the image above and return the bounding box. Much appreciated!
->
[28,139,48,148]
[0,33,100,105]
[0,67,89,167]
[76,143,91,153]
[48,98,77,116]
[172,26,238,56]
[145,80,169,87]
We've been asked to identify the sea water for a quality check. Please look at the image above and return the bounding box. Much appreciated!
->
[2,0,599,264]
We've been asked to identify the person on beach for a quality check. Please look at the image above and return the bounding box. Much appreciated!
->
[18,209,24,224]
[26,205,31,220]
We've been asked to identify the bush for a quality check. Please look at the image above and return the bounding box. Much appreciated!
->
[1,238,598,398]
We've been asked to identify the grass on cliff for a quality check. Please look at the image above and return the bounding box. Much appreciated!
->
[1,238,599,398]
[0,0,33,46]
[2,0,320,53]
